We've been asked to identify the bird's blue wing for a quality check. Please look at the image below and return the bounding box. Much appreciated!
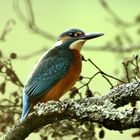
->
[24,54,73,99]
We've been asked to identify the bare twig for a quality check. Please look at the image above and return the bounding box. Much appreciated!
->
[86,58,125,84]
[99,0,135,43]
[85,44,140,52]
[16,44,140,60]
[122,55,140,82]
[0,19,16,41]
[99,0,138,27]
[0,58,23,87]
[18,47,48,59]
[13,0,56,41]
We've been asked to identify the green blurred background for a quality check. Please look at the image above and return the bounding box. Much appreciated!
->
[0,0,140,139]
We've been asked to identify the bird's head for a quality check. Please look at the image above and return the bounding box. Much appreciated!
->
[55,28,104,51]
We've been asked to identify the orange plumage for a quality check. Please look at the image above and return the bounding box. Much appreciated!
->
[20,28,104,122]
[33,49,81,104]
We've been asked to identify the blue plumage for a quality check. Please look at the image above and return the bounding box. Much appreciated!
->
[20,28,104,122]
[25,47,73,98]
[20,46,74,122]
[20,92,30,122]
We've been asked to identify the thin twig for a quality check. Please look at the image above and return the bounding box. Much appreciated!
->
[13,0,56,41]
[0,19,16,41]
[87,58,126,83]
[18,47,48,59]
[99,0,138,27]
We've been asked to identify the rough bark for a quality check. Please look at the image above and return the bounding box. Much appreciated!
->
[2,80,140,140]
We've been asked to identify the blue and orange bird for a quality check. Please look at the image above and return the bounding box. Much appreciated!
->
[20,28,104,122]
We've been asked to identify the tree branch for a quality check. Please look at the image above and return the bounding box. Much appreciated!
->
[17,44,140,60]
[85,45,140,52]
[13,0,56,41]
[0,19,16,41]
[2,80,140,140]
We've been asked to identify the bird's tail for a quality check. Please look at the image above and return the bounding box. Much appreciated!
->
[20,92,31,122]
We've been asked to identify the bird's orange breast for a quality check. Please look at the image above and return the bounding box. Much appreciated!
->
[36,49,82,103]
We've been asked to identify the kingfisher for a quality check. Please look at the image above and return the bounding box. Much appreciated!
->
[20,28,104,122]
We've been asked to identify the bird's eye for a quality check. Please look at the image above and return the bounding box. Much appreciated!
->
[69,32,83,37]
[69,32,75,37]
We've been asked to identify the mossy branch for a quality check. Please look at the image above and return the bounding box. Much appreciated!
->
[2,80,140,140]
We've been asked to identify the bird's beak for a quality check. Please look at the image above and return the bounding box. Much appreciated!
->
[80,32,104,40]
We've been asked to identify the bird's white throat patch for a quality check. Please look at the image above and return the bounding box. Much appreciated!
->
[54,40,63,46]
[69,40,86,51]
[54,40,86,51]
